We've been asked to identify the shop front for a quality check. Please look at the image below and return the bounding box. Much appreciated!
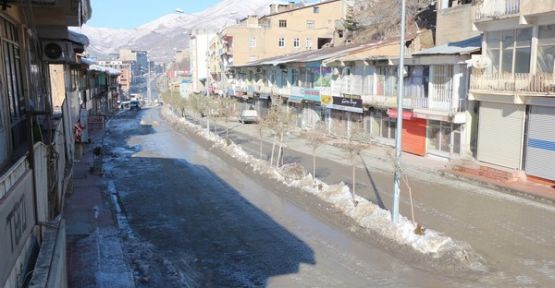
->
[327,95,363,137]
[525,105,555,181]
[388,108,426,156]
[477,102,525,169]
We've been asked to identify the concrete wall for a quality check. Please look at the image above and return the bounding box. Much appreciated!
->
[223,0,344,66]
[436,3,481,45]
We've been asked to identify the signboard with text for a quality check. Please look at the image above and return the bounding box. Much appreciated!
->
[329,95,363,113]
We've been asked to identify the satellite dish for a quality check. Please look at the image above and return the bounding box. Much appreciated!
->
[468,55,491,70]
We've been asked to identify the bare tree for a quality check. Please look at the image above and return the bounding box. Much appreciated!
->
[334,126,369,206]
[216,96,236,140]
[264,103,281,166]
[302,121,328,178]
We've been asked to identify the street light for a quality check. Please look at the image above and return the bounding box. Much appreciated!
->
[392,0,407,225]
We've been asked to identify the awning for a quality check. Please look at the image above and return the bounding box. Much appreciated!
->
[413,35,482,56]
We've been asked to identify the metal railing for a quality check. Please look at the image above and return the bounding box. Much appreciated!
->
[470,72,555,94]
[476,0,520,20]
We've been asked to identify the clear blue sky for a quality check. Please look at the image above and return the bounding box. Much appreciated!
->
[87,0,222,28]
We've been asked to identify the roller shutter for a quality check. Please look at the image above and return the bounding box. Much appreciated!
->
[525,106,555,181]
[403,118,427,156]
[477,102,525,169]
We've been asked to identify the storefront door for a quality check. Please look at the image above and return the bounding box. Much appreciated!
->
[525,106,555,181]
[402,118,427,156]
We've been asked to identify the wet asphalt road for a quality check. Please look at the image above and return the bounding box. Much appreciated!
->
[205,117,555,288]
[102,108,493,287]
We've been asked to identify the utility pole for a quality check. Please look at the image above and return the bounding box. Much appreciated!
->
[392,0,407,225]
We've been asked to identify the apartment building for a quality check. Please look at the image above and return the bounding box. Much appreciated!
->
[220,0,346,67]
[190,29,217,93]
[469,0,555,182]
[97,60,132,96]
[0,1,96,287]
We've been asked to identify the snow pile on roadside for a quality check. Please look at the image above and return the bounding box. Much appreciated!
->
[161,108,486,271]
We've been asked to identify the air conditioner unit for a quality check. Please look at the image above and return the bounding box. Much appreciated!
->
[41,40,77,63]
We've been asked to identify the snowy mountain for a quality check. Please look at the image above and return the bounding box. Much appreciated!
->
[74,0,282,62]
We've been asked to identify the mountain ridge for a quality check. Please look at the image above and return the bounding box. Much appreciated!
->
[74,0,283,62]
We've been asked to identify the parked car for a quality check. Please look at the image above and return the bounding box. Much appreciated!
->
[129,100,141,111]
[240,108,258,124]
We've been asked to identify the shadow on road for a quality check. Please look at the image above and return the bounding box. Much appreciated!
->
[105,110,316,287]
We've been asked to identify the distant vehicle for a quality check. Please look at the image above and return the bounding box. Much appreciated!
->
[120,101,130,109]
[240,108,258,124]
[129,100,141,111]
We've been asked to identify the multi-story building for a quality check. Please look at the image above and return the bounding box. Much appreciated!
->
[190,29,217,93]
[0,1,96,287]
[220,0,346,67]
[97,60,132,96]
[469,0,555,183]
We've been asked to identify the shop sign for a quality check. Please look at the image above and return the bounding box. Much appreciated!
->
[330,96,363,113]
[303,88,321,102]
[290,86,303,97]
[387,108,414,120]
[289,95,304,103]
[320,95,333,107]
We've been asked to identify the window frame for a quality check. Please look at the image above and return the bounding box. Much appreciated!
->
[293,37,300,48]
[278,37,285,48]
[279,20,287,28]
[306,20,315,29]
[249,36,256,48]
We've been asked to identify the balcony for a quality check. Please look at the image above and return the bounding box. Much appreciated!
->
[0,156,30,199]
[476,0,520,21]
[470,72,555,96]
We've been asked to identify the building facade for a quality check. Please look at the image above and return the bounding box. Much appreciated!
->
[469,0,555,182]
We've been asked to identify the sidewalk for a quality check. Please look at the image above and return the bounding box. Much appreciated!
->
[211,118,555,203]
[64,127,135,288]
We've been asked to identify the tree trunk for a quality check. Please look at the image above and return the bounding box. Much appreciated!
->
[352,162,357,205]
[270,135,277,167]
[312,150,316,178]
[276,130,284,168]
[259,136,263,159]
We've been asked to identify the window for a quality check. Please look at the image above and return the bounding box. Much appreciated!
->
[291,69,299,86]
[370,110,396,140]
[427,121,462,155]
[278,37,285,48]
[486,28,532,74]
[306,38,312,49]
[538,24,555,74]
[1,18,28,149]
[249,56,257,62]
[293,37,300,48]
[313,6,320,13]
[279,20,287,28]
[306,20,315,29]
[249,37,256,48]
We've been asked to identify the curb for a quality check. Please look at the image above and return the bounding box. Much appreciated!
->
[440,170,555,205]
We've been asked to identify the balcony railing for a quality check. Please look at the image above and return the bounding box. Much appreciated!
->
[476,0,520,20]
[470,72,555,95]
[0,155,30,199]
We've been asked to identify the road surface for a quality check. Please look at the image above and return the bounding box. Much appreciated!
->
[102,107,553,287]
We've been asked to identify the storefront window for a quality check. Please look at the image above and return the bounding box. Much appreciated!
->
[371,110,396,140]
[427,120,462,155]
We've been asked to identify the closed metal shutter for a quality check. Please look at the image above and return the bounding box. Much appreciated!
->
[525,106,555,181]
[402,118,427,156]
[477,102,525,169]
